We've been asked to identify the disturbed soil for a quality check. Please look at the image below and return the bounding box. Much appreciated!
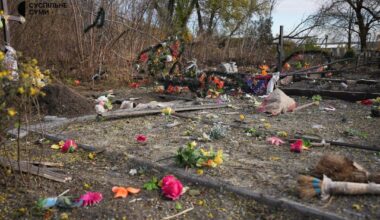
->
[43,85,380,219]
[1,67,379,219]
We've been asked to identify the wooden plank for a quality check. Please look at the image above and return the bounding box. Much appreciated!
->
[299,77,379,85]
[102,104,229,120]
[0,157,71,183]
[281,88,380,101]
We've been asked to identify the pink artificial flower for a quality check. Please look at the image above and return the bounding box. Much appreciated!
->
[61,139,78,153]
[266,136,285,146]
[136,134,147,143]
[161,175,183,200]
[290,139,309,153]
[139,53,149,62]
[77,192,103,207]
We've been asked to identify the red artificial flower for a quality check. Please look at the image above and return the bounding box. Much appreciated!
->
[136,134,147,143]
[170,41,180,57]
[74,80,80,86]
[161,175,183,200]
[77,192,103,207]
[129,82,140,88]
[61,140,78,153]
[360,99,373,106]
[290,140,303,153]
[139,53,149,62]
[166,84,175,94]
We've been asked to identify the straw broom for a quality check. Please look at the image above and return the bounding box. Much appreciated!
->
[298,175,380,200]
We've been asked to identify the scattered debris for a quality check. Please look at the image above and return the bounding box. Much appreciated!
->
[258,89,296,115]
[38,192,103,208]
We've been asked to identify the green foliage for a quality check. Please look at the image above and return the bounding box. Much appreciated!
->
[143,177,159,191]
[302,138,311,148]
[209,123,227,140]
[176,142,223,168]
[312,95,322,102]
[303,38,321,51]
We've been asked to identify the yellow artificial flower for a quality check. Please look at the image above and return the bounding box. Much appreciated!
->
[196,169,204,175]
[7,108,17,117]
[0,51,4,61]
[0,71,9,78]
[213,150,223,165]
[189,141,197,148]
[162,107,174,115]
[239,114,245,121]
[21,73,30,79]
[17,87,25,94]
[200,148,210,157]
[29,87,39,96]
[206,159,217,168]
[31,59,38,65]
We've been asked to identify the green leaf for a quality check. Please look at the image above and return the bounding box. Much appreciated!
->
[175,202,183,210]
[302,138,311,148]
[143,177,159,191]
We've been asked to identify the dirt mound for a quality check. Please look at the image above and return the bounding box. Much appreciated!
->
[39,84,95,117]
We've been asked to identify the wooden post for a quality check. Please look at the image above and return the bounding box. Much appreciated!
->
[277,26,284,73]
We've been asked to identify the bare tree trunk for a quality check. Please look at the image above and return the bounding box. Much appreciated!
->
[195,0,203,34]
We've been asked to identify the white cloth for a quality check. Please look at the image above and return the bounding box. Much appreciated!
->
[266,72,280,95]
[4,46,18,80]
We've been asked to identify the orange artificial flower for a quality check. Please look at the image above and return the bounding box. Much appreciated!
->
[112,186,141,198]
[260,65,269,76]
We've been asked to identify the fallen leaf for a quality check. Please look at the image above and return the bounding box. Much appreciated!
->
[175,202,183,210]
[352,203,363,211]
[60,212,69,220]
[269,156,281,161]
[83,183,91,190]
[263,123,271,129]
[88,153,96,160]
[196,169,204,175]
[197,199,205,206]
[189,189,201,196]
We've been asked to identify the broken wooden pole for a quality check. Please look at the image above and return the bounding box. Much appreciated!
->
[0,156,71,183]
[40,132,99,152]
[299,77,379,85]
[294,134,380,152]
[281,88,380,101]
[102,103,229,120]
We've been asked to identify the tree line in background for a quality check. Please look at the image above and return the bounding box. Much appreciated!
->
[3,0,380,83]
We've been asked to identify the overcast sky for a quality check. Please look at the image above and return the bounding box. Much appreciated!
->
[272,0,320,35]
